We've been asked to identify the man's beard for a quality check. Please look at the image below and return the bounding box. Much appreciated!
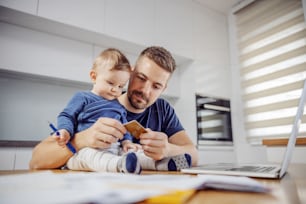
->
[128,90,149,110]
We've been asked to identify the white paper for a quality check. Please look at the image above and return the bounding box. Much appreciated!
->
[0,171,270,204]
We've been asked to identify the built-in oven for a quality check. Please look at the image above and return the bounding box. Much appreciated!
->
[196,94,233,146]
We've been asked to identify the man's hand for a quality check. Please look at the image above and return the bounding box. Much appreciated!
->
[74,117,127,150]
[139,129,169,161]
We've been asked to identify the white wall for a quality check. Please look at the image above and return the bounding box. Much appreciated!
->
[0,0,235,169]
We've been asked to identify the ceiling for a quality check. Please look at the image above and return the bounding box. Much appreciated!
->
[193,0,241,14]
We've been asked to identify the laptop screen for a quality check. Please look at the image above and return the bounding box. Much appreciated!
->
[279,80,306,178]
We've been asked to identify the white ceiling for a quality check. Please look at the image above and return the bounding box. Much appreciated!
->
[193,0,241,14]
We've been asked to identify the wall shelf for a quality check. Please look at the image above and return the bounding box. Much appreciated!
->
[0,69,91,90]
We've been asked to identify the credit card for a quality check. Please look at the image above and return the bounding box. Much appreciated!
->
[124,120,147,139]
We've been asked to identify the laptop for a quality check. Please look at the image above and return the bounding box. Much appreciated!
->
[182,80,306,179]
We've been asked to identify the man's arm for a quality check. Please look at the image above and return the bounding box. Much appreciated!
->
[29,136,73,169]
[29,117,126,169]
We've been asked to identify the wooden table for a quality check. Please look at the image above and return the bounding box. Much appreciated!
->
[186,164,306,204]
[1,164,305,204]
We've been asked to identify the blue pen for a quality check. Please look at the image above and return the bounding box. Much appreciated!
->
[48,121,76,154]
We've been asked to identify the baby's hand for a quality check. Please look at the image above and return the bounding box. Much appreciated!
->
[52,129,71,147]
[122,140,142,152]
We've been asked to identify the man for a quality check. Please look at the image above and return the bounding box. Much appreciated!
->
[29,46,198,169]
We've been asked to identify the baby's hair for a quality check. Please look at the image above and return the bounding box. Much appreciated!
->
[92,48,131,72]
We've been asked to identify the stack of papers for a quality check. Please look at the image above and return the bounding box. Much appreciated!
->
[0,171,270,204]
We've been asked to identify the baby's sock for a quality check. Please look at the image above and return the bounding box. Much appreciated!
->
[135,151,157,170]
[117,152,141,174]
[135,151,192,171]
[156,154,192,171]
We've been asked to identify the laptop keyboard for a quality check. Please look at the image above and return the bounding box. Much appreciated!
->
[227,166,277,173]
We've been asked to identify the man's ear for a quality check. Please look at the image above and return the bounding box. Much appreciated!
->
[89,70,96,83]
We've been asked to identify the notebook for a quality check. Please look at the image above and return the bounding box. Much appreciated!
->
[182,80,306,179]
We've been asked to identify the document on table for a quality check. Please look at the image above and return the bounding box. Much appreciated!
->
[0,171,270,204]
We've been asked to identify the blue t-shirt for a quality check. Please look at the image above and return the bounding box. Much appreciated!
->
[126,98,184,143]
[57,91,131,141]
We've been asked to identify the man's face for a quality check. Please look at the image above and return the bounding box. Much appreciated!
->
[127,56,171,111]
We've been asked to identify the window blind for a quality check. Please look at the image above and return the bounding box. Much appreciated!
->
[234,0,306,143]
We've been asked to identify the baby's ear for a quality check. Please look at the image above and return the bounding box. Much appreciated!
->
[89,69,97,82]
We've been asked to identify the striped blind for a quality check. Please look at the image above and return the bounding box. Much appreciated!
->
[234,0,306,143]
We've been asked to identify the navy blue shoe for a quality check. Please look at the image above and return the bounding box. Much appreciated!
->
[168,153,192,171]
[118,152,142,174]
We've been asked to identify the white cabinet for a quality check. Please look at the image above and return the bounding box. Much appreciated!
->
[155,0,194,58]
[0,0,37,14]
[34,0,193,58]
[38,0,105,34]
[15,148,34,169]
[0,147,33,170]
[104,0,155,46]
[0,22,92,83]
[0,148,15,170]
[0,5,188,98]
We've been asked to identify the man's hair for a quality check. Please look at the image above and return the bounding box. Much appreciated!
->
[92,48,131,72]
[139,46,176,73]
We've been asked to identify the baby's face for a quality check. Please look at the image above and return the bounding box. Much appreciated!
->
[92,68,130,100]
